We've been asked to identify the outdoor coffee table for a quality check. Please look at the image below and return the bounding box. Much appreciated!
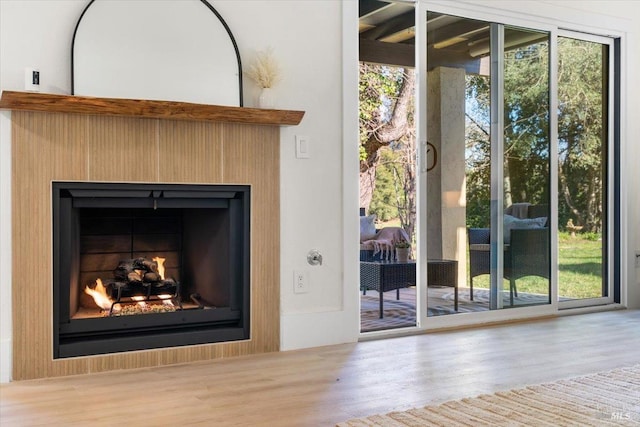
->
[360,259,458,318]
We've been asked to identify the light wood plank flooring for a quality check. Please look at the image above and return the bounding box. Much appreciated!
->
[1,309,639,426]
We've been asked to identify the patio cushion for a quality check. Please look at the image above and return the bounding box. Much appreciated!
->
[360,214,377,241]
[504,214,547,243]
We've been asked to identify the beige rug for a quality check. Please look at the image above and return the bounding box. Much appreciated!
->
[338,365,640,426]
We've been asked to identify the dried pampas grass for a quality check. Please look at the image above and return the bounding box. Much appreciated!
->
[245,47,281,89]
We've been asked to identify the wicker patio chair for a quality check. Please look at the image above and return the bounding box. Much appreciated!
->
[468,226,550,305]
[505,227,550,305]
[468,228,491,301]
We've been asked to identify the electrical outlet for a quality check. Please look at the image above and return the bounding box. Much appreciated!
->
[293,270,308,293]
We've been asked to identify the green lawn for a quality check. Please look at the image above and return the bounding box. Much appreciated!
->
[557,232,604,298]
[369,219,604,299]
[469,232,603,299]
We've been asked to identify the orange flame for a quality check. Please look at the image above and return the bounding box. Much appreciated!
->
[131,295,147,308]
[157,294,174,306]
[84,279,113,310]
[152,256,166,280]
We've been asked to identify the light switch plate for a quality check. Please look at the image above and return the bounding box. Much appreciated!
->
[295,135,310,159]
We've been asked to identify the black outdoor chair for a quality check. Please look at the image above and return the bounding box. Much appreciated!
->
[505,227,550,305]
[468,227,491,301]
[468,226,550,306]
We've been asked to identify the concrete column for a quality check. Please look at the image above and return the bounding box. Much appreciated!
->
[427,67,467,286]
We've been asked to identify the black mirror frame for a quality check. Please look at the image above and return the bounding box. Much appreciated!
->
[71,0,244,106]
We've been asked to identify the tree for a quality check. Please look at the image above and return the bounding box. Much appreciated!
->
[465,37,605,233]
[503,41,551,210]
[359,63,416,237]
[465,75,491,228]
[557,37,606,232]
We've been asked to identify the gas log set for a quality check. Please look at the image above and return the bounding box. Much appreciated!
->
[85,256,181,316]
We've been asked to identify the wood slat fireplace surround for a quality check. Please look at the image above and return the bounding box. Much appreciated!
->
[0,91,304,380]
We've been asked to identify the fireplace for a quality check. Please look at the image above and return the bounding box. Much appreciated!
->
[3,93,298,380]
[52,182,251,358]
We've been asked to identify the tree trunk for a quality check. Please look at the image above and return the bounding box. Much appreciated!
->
[558,162,585,226]
[399,137,416,241]
[359,167,377,212]
[585,171,600,233]
[359,71,415,213]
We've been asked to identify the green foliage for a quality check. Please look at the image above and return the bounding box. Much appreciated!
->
[465,74,492,228]
[580,232,602,242]
[369,147,414,223]
[359,64,406,146]
[557,37,606,232]
[465,37,605,232]
[369,148,400,221]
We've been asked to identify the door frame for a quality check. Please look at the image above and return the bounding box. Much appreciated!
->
[556,30,617,309]
[349,0,627,338]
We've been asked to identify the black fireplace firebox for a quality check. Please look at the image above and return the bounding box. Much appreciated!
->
[52,182,250,358]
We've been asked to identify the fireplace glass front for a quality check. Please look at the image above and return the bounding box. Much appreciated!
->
[52,182,250,358]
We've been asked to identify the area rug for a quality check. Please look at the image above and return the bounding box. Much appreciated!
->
[338,364,640,426]
[361,295,416,332]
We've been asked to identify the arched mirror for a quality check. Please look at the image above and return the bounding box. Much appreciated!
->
[72,0,243,106]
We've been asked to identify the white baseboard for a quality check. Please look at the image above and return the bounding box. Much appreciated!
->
[0,338,11,383]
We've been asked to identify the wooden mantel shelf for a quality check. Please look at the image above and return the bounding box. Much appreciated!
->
[0,91,304,126]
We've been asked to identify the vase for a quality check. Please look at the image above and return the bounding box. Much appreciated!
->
[258,87,275,109]
[396,247,410,263]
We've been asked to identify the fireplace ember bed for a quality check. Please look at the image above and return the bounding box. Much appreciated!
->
[52,182,251,358]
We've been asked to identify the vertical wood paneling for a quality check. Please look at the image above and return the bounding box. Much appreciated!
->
[12,112,89,380]
[88,116,157,182]
[158,120,223,183]
[223,124,280,354]
[157,344,221,366]
[88,351,159,374]
[11,112,281,380]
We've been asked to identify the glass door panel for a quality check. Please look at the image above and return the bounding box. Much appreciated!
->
[557,34,611,305]
[501,27,551,308]
[424,12,492,315]
[424,12,552,313]
[358,0,417,331]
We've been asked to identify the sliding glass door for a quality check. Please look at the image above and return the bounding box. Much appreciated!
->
[557,32,614,307]
[419,9,552,316]
[356,2,618,332]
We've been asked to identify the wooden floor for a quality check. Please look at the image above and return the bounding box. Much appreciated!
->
[1,309,639,426]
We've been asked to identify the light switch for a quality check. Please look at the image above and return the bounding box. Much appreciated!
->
[24,67,40,92]
[295,135,310,159]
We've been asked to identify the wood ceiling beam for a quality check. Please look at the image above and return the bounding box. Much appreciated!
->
[359,39,415,68]
[360,10,415,41]
[427,21,489,47]
[359,39,488,76]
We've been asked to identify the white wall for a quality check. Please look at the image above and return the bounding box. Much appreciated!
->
[1,0,638,383]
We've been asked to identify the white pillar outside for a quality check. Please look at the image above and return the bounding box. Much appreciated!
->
[427,67,467,287]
